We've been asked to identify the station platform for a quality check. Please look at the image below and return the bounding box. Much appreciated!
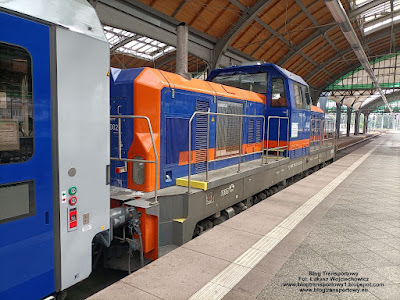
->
[89,132,399,300]
[336,132,379,150]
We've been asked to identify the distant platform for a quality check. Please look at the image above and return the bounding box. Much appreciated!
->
[336,132,379,150]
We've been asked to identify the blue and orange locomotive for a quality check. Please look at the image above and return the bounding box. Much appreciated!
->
[109,63,325,193]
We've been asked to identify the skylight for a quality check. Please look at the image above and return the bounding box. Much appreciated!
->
[355,0,400,34]
[103,25,175,61]
[364,14,400,33]
[361,89,397,107]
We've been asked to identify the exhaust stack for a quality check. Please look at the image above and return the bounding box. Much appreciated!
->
[176,22,191,80]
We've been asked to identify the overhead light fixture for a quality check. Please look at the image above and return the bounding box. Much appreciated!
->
[325,0,347,23]
[324,0,393,113]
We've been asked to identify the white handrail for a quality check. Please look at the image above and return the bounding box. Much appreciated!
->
[110,115,159,205]
[188,111,266,193]
[266,116,290,161]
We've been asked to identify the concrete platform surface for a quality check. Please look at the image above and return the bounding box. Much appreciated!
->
[336,132,378,150]
[88,132,399,300]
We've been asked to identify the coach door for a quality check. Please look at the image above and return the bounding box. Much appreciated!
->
[0,12,55,299]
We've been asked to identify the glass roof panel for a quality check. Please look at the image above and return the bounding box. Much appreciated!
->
[325,53,400,109]
[361,89,397,107]
[355,0,374,6]
[103,25,175,61]
[356,0,400,34]
[327,53,400,91]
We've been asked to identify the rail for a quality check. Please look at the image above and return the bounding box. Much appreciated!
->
[110,115,159,205]
[188,111,266,193]
[266,116,290,160]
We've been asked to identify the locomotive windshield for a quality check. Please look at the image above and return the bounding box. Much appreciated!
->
[211,72,267,94]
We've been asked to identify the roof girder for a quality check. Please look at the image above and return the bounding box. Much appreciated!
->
[277,0,388,67]
[212,0,274,68]
[110,35,140,52]
[172,0,187,17]
[294,0,350,66]
[307,25,400,92]
[220,0,333,75]
[97,0,253,68]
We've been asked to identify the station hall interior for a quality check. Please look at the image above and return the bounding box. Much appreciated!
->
[0,0,400,300]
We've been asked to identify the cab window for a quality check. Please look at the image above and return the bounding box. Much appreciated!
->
[212,74,241,89]
[240,73,267,93]
[0,42,34,164]
[303,86,311,109]
[271,78,286,107]
[212,72,268,94]
[294,84,303,109]
[293,83,310,110]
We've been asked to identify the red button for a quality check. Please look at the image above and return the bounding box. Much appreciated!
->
[69,208,77,229]
[69,196,77,206]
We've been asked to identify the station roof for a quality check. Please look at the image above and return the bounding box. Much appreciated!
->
[326,52,400,110]
[95,0,400,104]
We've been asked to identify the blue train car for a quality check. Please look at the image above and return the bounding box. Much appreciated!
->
[0,1,110,299]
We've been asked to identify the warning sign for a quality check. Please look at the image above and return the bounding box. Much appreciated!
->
[0,120,20,151]
[291,122,299,138]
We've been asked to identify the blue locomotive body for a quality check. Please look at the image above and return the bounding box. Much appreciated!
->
[109,63,326,193]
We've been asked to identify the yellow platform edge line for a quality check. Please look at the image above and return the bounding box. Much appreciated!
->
[176,178,207,191]
[173,218,186,223]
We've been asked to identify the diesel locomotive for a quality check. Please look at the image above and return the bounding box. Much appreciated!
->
[0,1,335,299]
[109,63,328,193]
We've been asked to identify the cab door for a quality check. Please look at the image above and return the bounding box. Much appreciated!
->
[0,12,55,299]
[266,77,290,156]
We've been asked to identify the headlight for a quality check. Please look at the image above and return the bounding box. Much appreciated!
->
[133,156,145,185]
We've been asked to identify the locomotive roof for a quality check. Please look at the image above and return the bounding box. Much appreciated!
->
[111,67,266,105]
[207,63,308,87]
[0,0,106,42]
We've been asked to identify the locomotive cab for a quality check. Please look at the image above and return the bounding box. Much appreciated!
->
[207,63,313,159]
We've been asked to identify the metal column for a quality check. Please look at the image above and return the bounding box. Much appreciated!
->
[354,110,360,135]
[335,101,342,138]
[363,113,369,134]
[346,106,352,137]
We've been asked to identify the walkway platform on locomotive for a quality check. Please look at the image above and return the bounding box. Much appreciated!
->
[90,132,399,300]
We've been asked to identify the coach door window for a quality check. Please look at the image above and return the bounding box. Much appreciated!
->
[0,42,34,164]
[0,181,35,224]
[271,78,286,107]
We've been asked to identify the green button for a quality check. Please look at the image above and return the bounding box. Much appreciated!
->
[69,186,77,195]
